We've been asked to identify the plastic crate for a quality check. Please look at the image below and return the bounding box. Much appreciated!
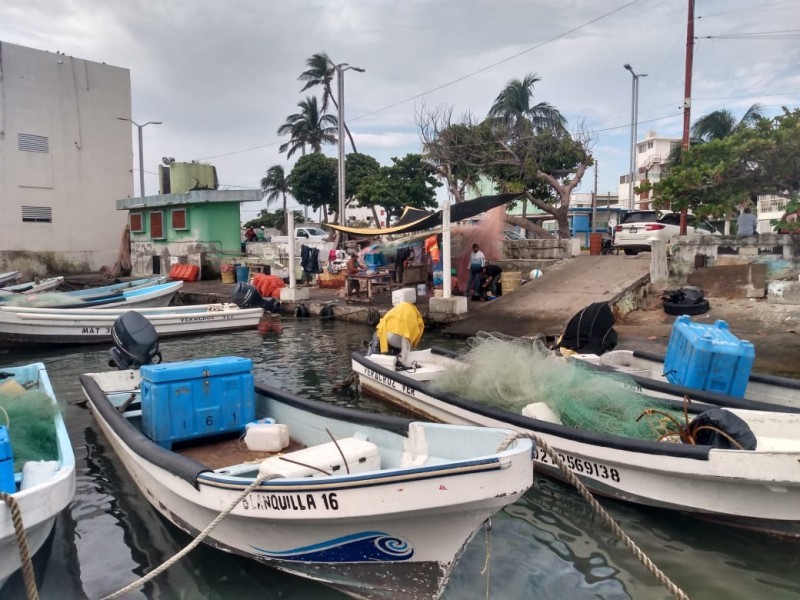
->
[141,357,255,448]
[168,264,199,281]
[364,253,385,268]
[664,316,754,398]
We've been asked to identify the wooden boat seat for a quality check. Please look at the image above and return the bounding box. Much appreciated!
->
[176,435,306,470]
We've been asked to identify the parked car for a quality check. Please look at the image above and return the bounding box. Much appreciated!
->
[295,226,330,240]
[502,229,526,241]
[613,210,719,255]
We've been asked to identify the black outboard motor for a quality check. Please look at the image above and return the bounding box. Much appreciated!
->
[231,282,281,314]
[108,311,161,370]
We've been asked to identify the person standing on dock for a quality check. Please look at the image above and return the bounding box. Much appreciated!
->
[466,243,486,300]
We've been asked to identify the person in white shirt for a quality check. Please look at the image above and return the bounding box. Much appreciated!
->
[466,243,486,299]
[736,207,758,236]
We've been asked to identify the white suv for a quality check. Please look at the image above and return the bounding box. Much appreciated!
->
[613,210,719,255]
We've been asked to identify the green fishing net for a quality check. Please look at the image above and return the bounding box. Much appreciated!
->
[1,292,81,307]
[0,388,60,470]
[431,332,682,440]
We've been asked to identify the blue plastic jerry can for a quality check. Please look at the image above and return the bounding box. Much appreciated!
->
[0,426,15,493]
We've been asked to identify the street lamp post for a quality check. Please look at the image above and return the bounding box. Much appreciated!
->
[335,63,365,226]
[118,117,162,197]
[623,64,646,211]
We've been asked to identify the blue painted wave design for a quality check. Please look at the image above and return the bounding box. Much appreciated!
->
[251,531,414,562]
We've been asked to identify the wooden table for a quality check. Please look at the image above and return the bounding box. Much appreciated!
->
[346,273,396,303]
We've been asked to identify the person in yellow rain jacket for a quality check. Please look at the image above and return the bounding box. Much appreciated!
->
[370,301,424,367]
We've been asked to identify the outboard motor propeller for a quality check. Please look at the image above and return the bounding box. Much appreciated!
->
[108,311,161,370]
[231,282,281,314]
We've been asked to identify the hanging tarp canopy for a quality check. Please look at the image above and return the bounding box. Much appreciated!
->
[326,192,523,237]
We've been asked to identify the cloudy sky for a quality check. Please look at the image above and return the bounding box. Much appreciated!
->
[2,0,798,219]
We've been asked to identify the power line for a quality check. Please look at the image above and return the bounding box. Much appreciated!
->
[189,0,642,163]
[349,0,643,122]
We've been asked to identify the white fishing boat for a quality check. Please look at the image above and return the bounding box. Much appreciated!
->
[572,348,800,410]
[63,276,168,299]
[0,363,75,587]
[0,280,182,310]
[352,336,800,537]
[79,338,533,599]
[0,273,21,289]
[0,276,64,295]
[0,303,263,346]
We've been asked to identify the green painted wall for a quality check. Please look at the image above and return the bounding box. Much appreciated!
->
[129,202,242,251]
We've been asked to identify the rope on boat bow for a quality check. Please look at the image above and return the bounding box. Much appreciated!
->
[0,492,38,600]
[100,470,277,600]
[497,432,691,600]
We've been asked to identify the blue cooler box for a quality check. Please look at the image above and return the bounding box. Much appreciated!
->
[663,315,754,398]
[0,426,15,493]
[141,357,255,448]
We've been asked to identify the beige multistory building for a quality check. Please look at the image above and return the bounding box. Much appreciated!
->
[0,41,132,274]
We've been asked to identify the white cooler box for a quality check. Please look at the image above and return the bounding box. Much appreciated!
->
[392,287,417,305]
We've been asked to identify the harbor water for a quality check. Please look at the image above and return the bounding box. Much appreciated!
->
[3,317,800,599]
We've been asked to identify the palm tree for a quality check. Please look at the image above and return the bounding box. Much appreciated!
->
[488,73,566,136]
[277,96,338,158]
[260,165,292,234]
[691,103,764,142]
[298,52,359,153]
[668,104,766,166]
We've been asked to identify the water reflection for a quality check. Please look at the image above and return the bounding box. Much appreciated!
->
[10,319,800,600]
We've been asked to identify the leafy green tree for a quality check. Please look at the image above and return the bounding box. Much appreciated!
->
[654,108,800,218]
[418,75,583,238]
[488,73,566,136]
[418,104,483,203]
[277,96,338,158]
[344,152,382,226]
[297,52,359,153]
[358,154,441,222]
[260,165,292,234]
[288,153,338,221]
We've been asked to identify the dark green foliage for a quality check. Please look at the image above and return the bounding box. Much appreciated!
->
[655,108,800,218]
[357,154,441,220]
[289,153,338,215]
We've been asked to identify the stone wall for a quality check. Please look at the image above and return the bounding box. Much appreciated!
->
[502,238,571,261]
[669,234,800,303]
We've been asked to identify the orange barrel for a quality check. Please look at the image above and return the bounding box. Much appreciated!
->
[589,233,603,256]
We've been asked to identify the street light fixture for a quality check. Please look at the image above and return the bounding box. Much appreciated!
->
[118,117,162,197]
[335,63,365,226]
[623,64,646,211]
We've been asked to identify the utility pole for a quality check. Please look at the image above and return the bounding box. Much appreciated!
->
[679,0,695,234]
[591,160,598,233]
[117,118,162,197]
[335,63,365,227]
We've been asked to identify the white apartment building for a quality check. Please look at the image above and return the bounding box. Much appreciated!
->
[618,130,681,209]
[754,194,789,234]
[0,41,132,274]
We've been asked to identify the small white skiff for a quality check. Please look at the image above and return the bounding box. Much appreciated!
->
[80,357,533,599]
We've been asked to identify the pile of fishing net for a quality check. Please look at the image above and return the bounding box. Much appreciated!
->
[0,381,60,470]
[431,332,681,440]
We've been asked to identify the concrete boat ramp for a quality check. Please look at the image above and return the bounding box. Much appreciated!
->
[443,255,651,339]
